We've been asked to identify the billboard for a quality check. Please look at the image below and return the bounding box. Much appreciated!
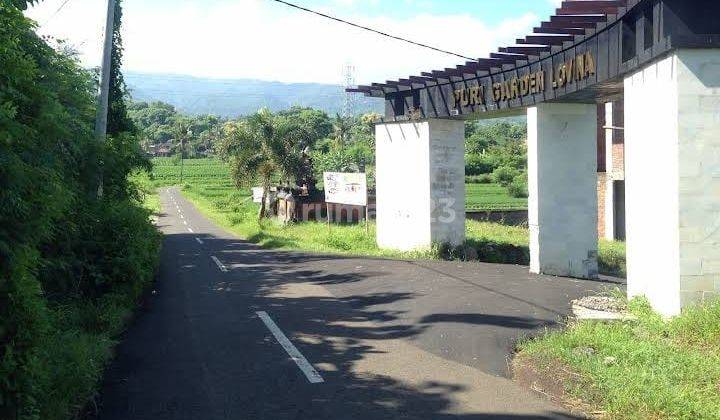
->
[323,172,367,206]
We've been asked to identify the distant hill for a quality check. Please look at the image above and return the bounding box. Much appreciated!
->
[124,72,383,118]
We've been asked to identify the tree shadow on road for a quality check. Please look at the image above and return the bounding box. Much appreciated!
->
[92,233,587,420]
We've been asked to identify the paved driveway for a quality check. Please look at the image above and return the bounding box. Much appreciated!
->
[94,187,622,419]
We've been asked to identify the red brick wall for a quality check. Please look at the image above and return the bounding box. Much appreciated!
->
[612,143,625,180]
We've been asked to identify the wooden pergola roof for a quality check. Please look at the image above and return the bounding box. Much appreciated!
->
[348,0,720,120]
[350,0,629,97]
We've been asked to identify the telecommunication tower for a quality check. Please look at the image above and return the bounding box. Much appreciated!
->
[342,63,357,118]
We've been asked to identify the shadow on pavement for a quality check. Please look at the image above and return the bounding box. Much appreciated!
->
[92,229,590,420]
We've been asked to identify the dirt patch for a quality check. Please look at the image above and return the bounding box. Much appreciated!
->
[512,354,599,419]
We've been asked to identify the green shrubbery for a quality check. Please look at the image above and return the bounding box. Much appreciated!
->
[507,173,529,199]
[1,4,160,419]
[493,166,519,187]
[465,174,494,184]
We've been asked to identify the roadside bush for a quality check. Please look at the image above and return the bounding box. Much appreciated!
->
[466,239,530,264]
[465,154,494,176]
[0,4,161,419]
[466,174,493,184]
[599,240,627,278]
[40,199,161,299]
[508,174,529,198]
[493,166,519,187]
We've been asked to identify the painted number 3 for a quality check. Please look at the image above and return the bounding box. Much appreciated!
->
[431,198,456,224]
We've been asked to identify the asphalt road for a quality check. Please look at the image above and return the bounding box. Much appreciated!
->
[93,187,620,420]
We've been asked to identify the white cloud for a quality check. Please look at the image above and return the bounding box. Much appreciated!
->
[26,0,539,85]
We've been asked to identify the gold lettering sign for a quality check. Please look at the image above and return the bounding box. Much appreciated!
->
[449,52,595,108]
[453,84,486,108]
[552,51,595,88]
[492,70,545,103]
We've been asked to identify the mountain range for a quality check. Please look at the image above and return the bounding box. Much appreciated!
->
[124,72,384,118]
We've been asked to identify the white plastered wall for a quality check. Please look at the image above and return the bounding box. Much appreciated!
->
[375,120,465,251]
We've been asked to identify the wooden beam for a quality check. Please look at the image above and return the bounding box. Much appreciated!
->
[408,75,435,84]
[541,20,599,30]
[533,26,587,35]
[503,45,551,55]
[518,34,575,45]
[558,1,624,15]
[490,52,528,62]
[550,14,607,24]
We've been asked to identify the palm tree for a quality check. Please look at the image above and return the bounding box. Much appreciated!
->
[218,109,311,220]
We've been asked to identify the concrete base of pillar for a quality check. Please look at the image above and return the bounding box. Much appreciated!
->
[375,120,465,251]
[528,103,599,279]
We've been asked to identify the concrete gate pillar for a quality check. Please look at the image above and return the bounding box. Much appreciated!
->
[527,103,599,279]
[375,119,465,251]
[625,49,720,317]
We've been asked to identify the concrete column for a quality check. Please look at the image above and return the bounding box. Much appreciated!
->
[604,102,616,241]
[625,49,720,316]
[527,103,599,279]
[375,119,465,251]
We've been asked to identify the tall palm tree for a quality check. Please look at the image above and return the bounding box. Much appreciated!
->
[218,109,310,220]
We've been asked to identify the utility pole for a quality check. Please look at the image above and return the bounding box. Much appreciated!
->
[94,0,117,198]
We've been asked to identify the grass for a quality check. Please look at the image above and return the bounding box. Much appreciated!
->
[182,183,437,260]
[517,298,720,419]
[466,183,528,211]
[39,290,141,419]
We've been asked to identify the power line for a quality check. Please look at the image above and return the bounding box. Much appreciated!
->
[41,0,73,27]
[267,0,475,61]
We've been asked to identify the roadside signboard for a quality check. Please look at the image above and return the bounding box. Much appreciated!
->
[323,172,367,206]
[252,187,264,203]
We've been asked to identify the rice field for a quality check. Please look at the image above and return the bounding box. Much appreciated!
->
[147,158,528,211]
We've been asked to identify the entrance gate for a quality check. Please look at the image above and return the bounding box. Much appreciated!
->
[350,0,720,316]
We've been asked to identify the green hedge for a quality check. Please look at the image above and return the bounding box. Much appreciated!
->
[0,5,161,419]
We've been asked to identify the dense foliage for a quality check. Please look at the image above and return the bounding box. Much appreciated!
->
[128,101,225,157]
[133,98,528,199]
[218,108,321,217]
[465,120,528,198]
[0,3,160,419]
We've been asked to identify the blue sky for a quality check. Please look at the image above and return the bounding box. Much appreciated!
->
[26,0,560,84]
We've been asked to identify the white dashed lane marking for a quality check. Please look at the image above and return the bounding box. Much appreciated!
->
[256,311,325,384]
[195,237,204,245]
[211,256,228,272]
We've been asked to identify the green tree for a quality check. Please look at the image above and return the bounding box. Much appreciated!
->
[218,109,314,219]
[465,120,528,176]
[1,2,158,417]
[277,106,332,142]
[331,113,353,148]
